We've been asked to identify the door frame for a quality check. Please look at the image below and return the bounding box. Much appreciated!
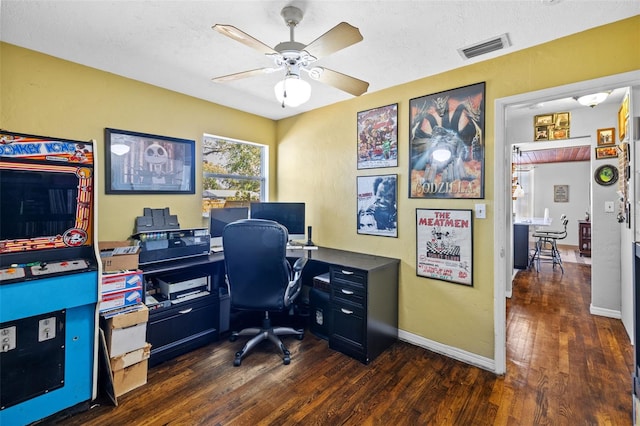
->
[493,70,640,374]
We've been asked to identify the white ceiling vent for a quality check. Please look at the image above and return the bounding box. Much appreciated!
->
[458,33,511,60]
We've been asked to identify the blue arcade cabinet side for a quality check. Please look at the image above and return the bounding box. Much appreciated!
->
[0,131,99,426]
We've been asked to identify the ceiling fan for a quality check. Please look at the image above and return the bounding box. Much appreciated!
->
[212,6,369,108]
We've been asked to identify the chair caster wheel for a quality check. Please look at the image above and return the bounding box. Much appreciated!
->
[296,332,304,340]
[283,356,291,365]
[233,357,242,367]
[229,334,238,342]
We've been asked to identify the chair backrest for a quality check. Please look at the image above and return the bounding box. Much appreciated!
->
[222,219,292,311]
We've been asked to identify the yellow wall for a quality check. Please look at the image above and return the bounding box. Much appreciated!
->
[1,16,639,361]
[0,43,277,241]
[276,16,640,358]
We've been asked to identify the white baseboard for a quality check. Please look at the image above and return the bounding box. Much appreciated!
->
[398,329,497,373]
[590,304,621,319]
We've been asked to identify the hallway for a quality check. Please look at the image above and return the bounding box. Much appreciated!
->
[507,262,632,423]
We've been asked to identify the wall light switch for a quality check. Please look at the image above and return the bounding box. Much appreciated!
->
[475,203,486,219]
[604,201,615,213]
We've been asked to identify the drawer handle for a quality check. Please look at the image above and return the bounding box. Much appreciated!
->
[178,308,193,314]
[341,270,354,275]
[341,308,354,315]
[341,289,354,295]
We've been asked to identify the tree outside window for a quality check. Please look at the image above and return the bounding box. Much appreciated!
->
[202,135,267,214]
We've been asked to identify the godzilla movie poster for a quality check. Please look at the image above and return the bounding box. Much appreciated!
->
[409,82,485,199]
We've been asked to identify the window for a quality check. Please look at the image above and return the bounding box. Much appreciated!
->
[202,134,268,214]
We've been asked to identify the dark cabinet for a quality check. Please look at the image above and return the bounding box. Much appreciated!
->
[328,258,398,364]
[579,221,591,257]
[141,256,222,366]
[147,294,218,366]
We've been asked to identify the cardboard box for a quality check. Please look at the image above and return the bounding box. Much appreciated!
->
[103,304,149,328]
[102,305,149,357]
[112,360,148,397]
[99,241,140,272]
[100,287,143,312]
[110,343,151,371]
[101,270,143,294]
[105,322,147,357]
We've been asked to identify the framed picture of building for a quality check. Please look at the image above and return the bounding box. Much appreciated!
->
[409,82,485,199]
[357,174,397,237]
[416,208,473,286]
[357,104,398,169]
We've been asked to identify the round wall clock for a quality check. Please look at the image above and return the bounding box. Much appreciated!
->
[594,164,618,186]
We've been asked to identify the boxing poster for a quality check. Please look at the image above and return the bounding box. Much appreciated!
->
[357,174,397,237]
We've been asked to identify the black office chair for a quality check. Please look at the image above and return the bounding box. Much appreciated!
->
[222,219,308,366]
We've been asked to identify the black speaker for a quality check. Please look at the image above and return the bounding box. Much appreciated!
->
[306,225,314,246]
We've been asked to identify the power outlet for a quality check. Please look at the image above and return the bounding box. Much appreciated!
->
[475,203,486,219]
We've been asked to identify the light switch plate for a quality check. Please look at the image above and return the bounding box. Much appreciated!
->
[605,201,615,213]
[475,203,486,219]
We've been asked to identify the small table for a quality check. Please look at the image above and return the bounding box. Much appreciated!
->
[513,218,552,269]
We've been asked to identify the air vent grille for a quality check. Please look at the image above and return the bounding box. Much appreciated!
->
[458,33,511,60]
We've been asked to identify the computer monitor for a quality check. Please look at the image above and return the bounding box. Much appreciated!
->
[250,202,306,242]
[209,207,249,248]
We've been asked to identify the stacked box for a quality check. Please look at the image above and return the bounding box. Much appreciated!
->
[99,241,140,272]
[100,270,144,313]
[101,304,150,397]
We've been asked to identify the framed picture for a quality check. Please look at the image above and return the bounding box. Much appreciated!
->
[597,128,615,146]
[595,146,618,160]
[357,103,398,169]
[554,112,570,128]
[105,128,195,194]
[534,126,549,141]
[553,185,569,202]
[618,93,629,142]
[594,164,618,186]
[357,174,397,237]
[409,82,485,199]
[534,114,553,126]
[416,208,473,286]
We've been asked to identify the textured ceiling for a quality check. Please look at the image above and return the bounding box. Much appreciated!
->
[2,0,638,120]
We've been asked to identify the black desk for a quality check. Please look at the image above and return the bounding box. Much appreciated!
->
[141,247,399,365]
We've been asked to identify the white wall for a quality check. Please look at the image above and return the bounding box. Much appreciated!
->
[530,162,590,246]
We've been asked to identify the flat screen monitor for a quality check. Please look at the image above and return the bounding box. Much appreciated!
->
[209,207,249,248]
[250,202,305,242]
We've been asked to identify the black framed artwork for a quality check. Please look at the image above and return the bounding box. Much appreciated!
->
[409,82,485,199]
[105,128,195,194]
[357,103,398,169]
[416,208,473,286]
[357,174,397,237]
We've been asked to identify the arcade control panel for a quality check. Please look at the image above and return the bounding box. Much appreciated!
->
[0,259,91,283]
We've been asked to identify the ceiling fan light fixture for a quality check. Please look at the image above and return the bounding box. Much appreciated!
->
[575,92,610,107]
[274,75,311,107]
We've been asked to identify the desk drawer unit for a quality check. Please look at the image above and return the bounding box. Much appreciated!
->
[329,261,399,364]
[329,267,369,363]
[147,295,218,366]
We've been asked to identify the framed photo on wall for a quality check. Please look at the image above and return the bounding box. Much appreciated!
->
[357,103,398,169]
[409,82,485,199]
[553,185,569,202]
[595,146,618,160]
[597,128,615,146]
[105,128,195,194]
[416,208,473,286]
[357,174,397,237]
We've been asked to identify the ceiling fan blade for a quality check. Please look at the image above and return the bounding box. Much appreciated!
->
[212,67,279,83]
[304,22,363,59]
[313,68,369,96]
[212,24,278,55]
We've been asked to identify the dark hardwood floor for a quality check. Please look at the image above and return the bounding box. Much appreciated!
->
[49,262,633,425]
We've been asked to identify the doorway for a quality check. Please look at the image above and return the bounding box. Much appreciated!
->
[493,70,640,374]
